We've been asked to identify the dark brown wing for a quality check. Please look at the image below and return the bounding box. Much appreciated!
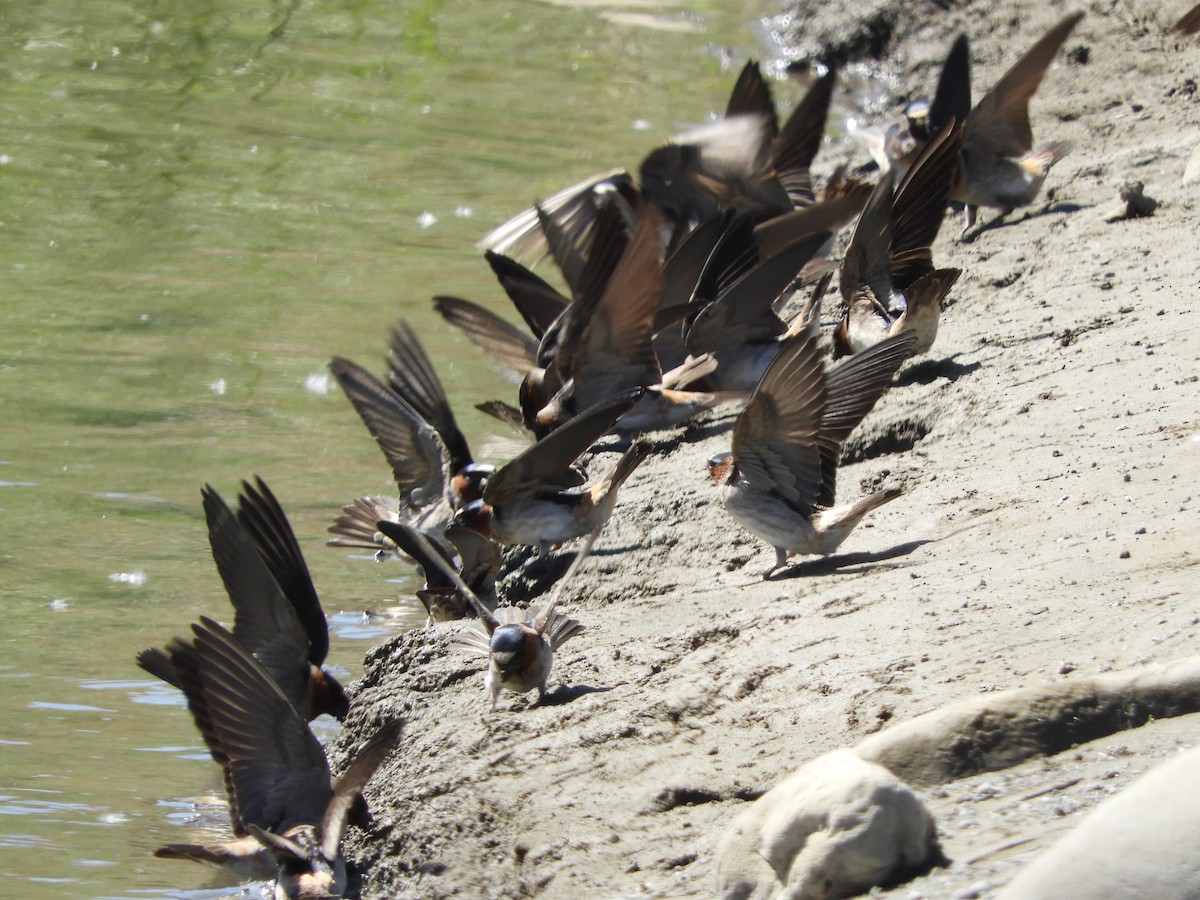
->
[483,388,644,506]
[839,168,896,304]
[476,399,536,440]
[328,356,451,512]
[484,250,570,339]
[1175,2,1200,34]
[685,231,828,357]
[815,331,916,506]
[556,208,664,411]
[433,296,539,376]
[929,34,972,135]
[156,635,243,835]
[474,169,636,264]
[964,12,1084,158]
[234,477,329,669]
[188,617,332,835]
[731,335,825,515]
[536,204,588,298]
[889,121,962,292]
[386,320,472,474]
[725,60,779,135]
[320,719,404,862]
[202,485,314,714]
[660,210,736,311]
[771,67,837,207]
[754,190,868,258]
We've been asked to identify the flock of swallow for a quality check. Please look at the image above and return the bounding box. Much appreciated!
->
[135,7,1200,897]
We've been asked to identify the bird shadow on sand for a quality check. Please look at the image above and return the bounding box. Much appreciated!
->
[960,201,1088,243]
[743,522,987,584]
[537,684,615,706]
[896,354,982,387]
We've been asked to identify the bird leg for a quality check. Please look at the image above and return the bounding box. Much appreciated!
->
[761,546,790,580]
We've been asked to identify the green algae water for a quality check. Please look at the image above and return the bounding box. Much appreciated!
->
[0,1,795,895]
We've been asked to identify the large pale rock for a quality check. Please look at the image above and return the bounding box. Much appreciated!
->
[854,656,1200,787]
[997,744,1200,899]
[715,749,939,900]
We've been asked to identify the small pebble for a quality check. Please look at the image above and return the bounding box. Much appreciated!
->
[1119,549,1131,559]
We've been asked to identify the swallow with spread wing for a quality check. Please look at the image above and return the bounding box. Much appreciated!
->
[709,331,916,579]
[137,478,349,722]
[454,390,651,555]
[144,617,400,896]
[834,122,963,359]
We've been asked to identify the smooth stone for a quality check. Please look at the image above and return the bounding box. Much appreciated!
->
[716,749,940,900]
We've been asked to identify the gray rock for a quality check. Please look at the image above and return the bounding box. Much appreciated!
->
[716,750,940,899]
[997,743,1200,899]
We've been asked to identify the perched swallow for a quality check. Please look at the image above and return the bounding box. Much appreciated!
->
[327,347,487,556]
[454,391,649,554]
[138,478,349,722]
[834,122,963,358]
[953,12,1083,231]
[147,617,401,894]
[708,331,916,579]
[406,526,590,710]
[375,519,501,624]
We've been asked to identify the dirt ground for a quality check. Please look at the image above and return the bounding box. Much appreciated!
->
[335,1,1200,896]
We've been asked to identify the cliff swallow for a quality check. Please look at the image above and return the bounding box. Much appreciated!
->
[681,217,832,392]
[834,121,963,358]
[147,617,401,894]
[532,206,744,433]
[948,13,1084,233]
[376,519,501,624]
[872,35,971,182]
[454,391,649,554]
[407,525,590,710]
[475,168,640,265]
[327,352,475,555]
[640,63,841,237]
[708,331,916,579]
[138,478,349,722]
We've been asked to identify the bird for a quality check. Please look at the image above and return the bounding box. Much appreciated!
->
[327,345,486,558]
[137,478,350,722]
[708,330,917,579]
[475,61,847,266]
[375,519,501,624]
[952,12,1084,233]
[383,318,494,502]
[680,214,833,392]
[529,205,745,434]
[146,617,401,894]
[834,121,963,359]
[453,390,650,555]
[401,526,590,710]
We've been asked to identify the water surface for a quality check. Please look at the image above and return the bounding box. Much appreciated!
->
[0,1,799,895]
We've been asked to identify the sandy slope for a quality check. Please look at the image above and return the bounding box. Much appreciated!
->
[337,1,1200,896]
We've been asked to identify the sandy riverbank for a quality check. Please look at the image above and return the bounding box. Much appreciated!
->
[334,2,1200,896]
